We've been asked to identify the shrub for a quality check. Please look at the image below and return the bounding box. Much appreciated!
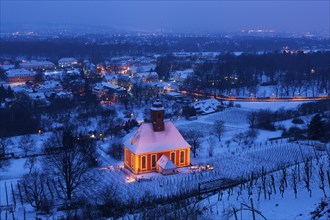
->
[292,117,304,124]
[108,139,123,160]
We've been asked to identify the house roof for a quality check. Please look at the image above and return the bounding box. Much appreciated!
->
[20,60,55,67]
[124,121,190,154]
[157,155,177,170]
[5,69,37,77]
[101,82,126,91]
[0,65,15,71]
[58,57,77,63]
[193,98,222,114]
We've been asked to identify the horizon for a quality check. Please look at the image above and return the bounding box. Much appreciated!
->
[1,1,329,36]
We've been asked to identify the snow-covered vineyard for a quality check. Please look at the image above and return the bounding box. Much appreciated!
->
[1,143,324,219]
[88,142,322,202]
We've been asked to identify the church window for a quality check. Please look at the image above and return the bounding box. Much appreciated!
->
[125,149,128,163]
[170,152,175,163]
[141,155,146,170]
[131,156,134,169]
[151,154,157,168]
[180,150,185,164]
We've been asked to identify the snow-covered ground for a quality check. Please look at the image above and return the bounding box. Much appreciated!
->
[1,99,328,219]
[232,101,311,111]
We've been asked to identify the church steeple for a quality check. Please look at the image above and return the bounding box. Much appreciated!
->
[150,99,164,131]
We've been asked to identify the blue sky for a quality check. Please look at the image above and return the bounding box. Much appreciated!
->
[1,1,329,33]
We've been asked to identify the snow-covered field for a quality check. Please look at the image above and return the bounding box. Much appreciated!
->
[231,101,311,111]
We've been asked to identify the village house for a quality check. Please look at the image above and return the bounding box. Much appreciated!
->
[93,82,126,103]
[0,63,15,71]
[129,64,156,75]
[193,98,224,115]
[104,74,119,85]
[37,80,63,93]
[124,100,191,175]
[4,69,37,83]
[173,69,194,82]
[136,71,159,82]
[44,70,65,80]
[19,60,55,70]
[58,57,78,68]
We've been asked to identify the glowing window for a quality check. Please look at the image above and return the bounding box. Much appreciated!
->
[180,151,185,164]
[151,154,157,168]
[170,152,175,163]
[131,155,134,169]
[142,156,146,170]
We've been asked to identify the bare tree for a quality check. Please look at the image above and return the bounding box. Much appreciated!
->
[180,129,203,158]
[244,129,259,145]
[207,136,216,157]
[279,178,285,198]
[97,119,109,137]
[291,168,298,199]
[247,112,258,128]
[318,163,327,197]
[20,169,50,212]
[180,197,205,220]
[282,167,288,188]
[213,120,225,141]
[270,174,276,194]
[43,130,90,201]
[267,183,272,200]
[24,156,37,173]
[304,160,312,197]
[0,138,11,168]
[108,138,123,160]
[19,135,34,157]
[261,167,267,200]
[247,179,253,199]
[232,132,244,146]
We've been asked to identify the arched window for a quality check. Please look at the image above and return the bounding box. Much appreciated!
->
[180,150,185,164]
[125,149,128,163]
[170,152,175,163]
[141,155,146,170]
[151,154,157,168]
[131,155,134,169]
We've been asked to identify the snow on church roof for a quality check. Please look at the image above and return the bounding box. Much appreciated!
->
[157,155,177,170]
[124,121,190,154]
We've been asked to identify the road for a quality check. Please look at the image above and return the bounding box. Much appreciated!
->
[179,90,330,102]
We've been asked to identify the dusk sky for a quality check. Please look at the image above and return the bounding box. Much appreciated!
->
[1,1,329,34]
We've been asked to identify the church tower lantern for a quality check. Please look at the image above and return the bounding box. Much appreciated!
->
[150,99,165,131]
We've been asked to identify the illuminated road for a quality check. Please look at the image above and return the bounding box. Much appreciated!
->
[179,90,330,102]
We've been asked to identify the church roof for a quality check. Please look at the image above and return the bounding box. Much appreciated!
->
[124,121,190,154]
[157,155,177,170]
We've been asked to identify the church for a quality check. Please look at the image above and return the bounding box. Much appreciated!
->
[124,99,191,175]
